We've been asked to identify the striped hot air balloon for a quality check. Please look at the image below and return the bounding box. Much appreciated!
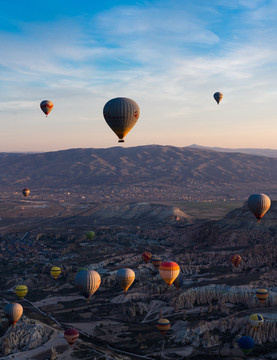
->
[15,285,28,299]
[103,97,140,142]
[256,288,269,304]
[159,261,180,286]
[249,313,264,328]
[156,318,171,335]
[40,100,53,116]
[238,336,254,355]
[142,251,152,263]
[50,266,61,279]
[116,268,135,293]
[74,270,101,302]
[64,328,79,345]
[231,255,242,267]
[248,194,271,222]
[151,257,162,269]
[213,92,223,104]
[4,303,23,327]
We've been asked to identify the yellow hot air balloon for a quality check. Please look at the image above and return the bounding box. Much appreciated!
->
[4,303,23,327]
[156,318,171,335]
[15,285,28,299]
[213,92,223,104]
[50,266,61,279]
[40,100,53,116]
[103,97,140,142]
[159,261,180,286]
[116,268,135,293]
[256,288,269,304]
[249,313,264,328]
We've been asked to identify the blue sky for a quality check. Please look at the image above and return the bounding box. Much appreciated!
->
[0,0,277,151]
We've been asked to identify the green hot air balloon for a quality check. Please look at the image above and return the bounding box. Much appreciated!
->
[86,231,95,240]
[103,97,140,142]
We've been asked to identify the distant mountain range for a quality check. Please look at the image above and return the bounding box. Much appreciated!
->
[188,144,277,158]
[1,145,277,199]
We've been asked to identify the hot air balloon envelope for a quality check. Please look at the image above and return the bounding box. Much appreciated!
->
[116,268,135,293]
[74,270,101,300]
[22,188,30,197]
[249,313,264,328]
[156,318,171,335]
[159,261,180,286]
[256,288,269,304]
[4,303,23,327]
[213,92,223,104]
[51,266,61,279]
[151,257,162,269]
[238,336,254,355]
[15,285,28,299]
[231,255,242,267]
[40,100,53,116]
[248,194,271,221]
[142,251,152,263]
[64,328,79,345]
[103,97,140,142]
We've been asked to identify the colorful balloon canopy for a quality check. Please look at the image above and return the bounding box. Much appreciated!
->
[74,269,101,301]
[15,285,28,299]
[64,328,79,345]
[151,257,162,269]
[256,288,269,304]
[40,100,53,116]
[50,266,61,279]
[4,303,23,327]
[248,194,271,221]
[22,188,30,197]
[213,92,223,104]
[238,336,255,355]
[156,318,171,335]
[249,313,264,328]
[116,268,135,293]
[173,274,183,290]
[103,97,140,142]
[142,251,152,263]
[159,261,180,286]
[86,231,95,240]
[231,255,242,267]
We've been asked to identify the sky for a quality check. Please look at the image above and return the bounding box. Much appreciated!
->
[0,0,277,151]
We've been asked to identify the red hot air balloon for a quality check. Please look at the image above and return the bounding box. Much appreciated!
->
[159,261,180,286]
[231,255,242,267]
[64,328,79,345]
[142,251,152,263]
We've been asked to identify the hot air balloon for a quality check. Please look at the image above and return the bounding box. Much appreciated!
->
[173,274,183,290]
[4,303,23,327]
[231,255,242,267]
[15,285,28,300]
[40,100,53,116]
[74,270,101,302]
[159,261,180,286]
[50,266,61,279]
[116,268,135,293]
[103,97,140,142]
[142,251,152,263]
[213,92,223,104]
[238,336,254,355]
[248,194,271,222]
[156,318,171,335]
[151,257,162,269]
[64,328,79,345]
[249,314,264,329]
[22,188,30,197]
[256,288,269,304]
[86,231,95,240]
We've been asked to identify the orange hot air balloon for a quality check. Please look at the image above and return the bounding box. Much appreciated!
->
[116,268,135,293]
[22,188,30,197]
[213,92,223,104]
[64,328,79,345]
[142,251,152,263]
[4,303,23,327]
[248,194,271,222]
[156,318,171,335]
[231,255,242,267]
[159,261,180,286]
[40,100,53,116]
[256,288,269,304]
[103,97,140,142]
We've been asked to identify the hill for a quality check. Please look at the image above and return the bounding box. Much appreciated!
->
[1,145,277,200]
